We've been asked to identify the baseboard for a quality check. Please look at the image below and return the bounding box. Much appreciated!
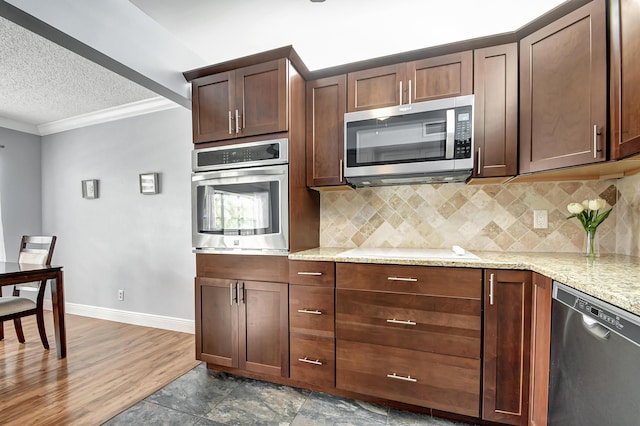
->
[43,300,194,334]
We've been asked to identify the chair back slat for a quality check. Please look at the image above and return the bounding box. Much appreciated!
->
[18,236,56,265]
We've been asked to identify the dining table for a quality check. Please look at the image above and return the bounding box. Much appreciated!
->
[0,262,66,358]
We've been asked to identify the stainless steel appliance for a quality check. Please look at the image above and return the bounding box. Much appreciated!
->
[191,139,289,255]
[548,281,640,425]
[343,95,474,187]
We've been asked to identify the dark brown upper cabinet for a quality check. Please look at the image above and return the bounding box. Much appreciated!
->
[306,75,347,187]
[191,59,288,143]
[473,43,518,179]
[610,0,640,159]
[346,51,472,112]
[519,0,607,174]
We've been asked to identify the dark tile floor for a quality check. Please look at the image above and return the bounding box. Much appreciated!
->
[104,363,475,425]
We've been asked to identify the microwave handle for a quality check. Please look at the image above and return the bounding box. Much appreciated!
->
[445,109,455,159]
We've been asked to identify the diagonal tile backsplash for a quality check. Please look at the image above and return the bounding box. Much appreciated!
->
[320,178,625,254]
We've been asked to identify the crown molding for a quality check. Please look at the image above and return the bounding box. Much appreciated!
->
[37,96,182,136]
[0,116,40,135]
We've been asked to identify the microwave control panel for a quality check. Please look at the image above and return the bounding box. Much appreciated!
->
[454,108,472,159]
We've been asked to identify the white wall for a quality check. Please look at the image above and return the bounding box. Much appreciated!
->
[41,107,195,324]
[0,127,42,261]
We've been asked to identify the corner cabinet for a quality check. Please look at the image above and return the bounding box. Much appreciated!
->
[473,43,518,178]
[519,0,607,173]
[347,51,473,112]
[610,0,640,159]
[191,58,288,143]
[195,254,289,378]
[482,269,532,425]
[306,75,347,187]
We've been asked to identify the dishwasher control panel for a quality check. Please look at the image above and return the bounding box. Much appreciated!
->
[553,281,640,348]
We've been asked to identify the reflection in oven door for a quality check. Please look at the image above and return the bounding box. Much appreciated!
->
[192,164,288,254]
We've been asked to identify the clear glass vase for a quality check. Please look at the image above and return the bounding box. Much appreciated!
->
[584,229,600,258]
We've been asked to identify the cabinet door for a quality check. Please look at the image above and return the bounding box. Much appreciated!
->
[192,72,235,143]
[409,51,473,103]
[483,270,532,425]
[529,273,552,426]
[347,63,406,111]
[473,44,518,178]
[235,59,288,138]
[306,75,347,187]
[610,0,640,159]
[519,0,607,173]
[239,280,289,377]
[195,277,238,368]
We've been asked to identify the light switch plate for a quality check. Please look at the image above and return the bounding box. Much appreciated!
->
[533,210,548,229]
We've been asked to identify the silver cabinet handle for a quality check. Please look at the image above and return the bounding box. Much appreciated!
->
[228,111,233,135]
[387,373,417,383]
[399,80,403,105]
[237,282,244,304]
[297,309,322,315]
[477,147,482,175]
[445,109,455,159]
[339,159,343,182]
[235,109,240,134]
[298,357,323,366]
[297,272,323,276]
[408,79,412,104]
[387,276,417,282]
[387,319,416,326]
[593,124,600,159]
[229,282,234,306]
[489,273,495,305]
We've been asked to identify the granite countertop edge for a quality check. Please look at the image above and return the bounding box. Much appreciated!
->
[289,248,640,317]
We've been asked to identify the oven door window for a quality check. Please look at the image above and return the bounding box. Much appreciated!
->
[197,181,279,236]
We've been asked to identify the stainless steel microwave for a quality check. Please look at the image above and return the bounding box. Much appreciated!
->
[343,95,474,187]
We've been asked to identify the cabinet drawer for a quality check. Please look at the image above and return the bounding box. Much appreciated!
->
[289,261,335,286]
[336,289,480,359]
[290,334,335,388]
[290,285,334,337]
[336,340,480,417]
[336,263,481,298]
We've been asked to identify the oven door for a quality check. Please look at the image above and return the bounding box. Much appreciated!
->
[191,164,288,254]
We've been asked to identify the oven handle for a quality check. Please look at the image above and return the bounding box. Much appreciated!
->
[445,109,455,159]
[192,165,288,182]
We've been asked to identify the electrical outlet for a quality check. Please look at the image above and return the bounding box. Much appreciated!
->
[533,210,548,229]
[118,289,124,301]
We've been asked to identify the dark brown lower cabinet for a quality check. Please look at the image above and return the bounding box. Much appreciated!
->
[482,270,532,425]
[196,277,289,378]
[529,273,553,426]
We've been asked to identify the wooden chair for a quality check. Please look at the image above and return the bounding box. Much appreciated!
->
[0,236,57,348]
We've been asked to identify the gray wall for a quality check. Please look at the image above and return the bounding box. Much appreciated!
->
[41,107,195,320]
[0,127,42,261]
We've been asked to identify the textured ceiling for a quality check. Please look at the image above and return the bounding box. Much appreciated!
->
[0,15,157,127]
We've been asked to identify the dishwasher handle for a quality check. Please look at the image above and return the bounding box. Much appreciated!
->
[582,315,611,340]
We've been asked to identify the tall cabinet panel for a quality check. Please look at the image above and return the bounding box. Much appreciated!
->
[306,75,347,187]
[519,0,607,173]
[610,0,640,159]
[529,273,553,426]
[483,270,532,425]
[473,43,518,178]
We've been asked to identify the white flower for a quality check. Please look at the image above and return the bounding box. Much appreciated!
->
[588,198,606,211]
[582,199,590,209]
[567,203,585,214]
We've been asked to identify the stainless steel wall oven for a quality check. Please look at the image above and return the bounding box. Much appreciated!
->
[191,138,289,255]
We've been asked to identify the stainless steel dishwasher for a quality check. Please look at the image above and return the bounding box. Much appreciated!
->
[548,281,640,425]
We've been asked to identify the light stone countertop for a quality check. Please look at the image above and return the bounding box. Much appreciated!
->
[289,247,640,317]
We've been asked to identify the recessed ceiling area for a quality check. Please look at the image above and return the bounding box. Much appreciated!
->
[130,0,568,71]
[0,0,568,135]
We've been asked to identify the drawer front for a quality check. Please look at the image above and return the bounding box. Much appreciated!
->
[336,289,481,359]
[290,334,335,388]
[336,263,482,298]
[289,261,335,287]
[290,285,334,337]
[336,340,480,417]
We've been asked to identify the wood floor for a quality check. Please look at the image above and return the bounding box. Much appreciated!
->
[0,313,199,425]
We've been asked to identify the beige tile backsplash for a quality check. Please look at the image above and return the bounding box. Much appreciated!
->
[319,177,640,255]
